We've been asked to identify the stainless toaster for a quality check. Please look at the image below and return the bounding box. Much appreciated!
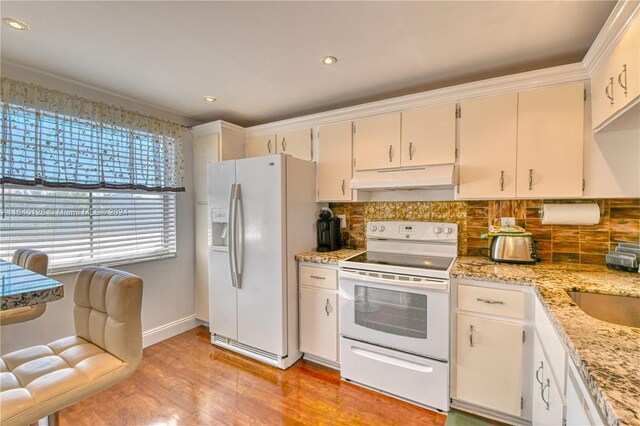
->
[486,235,539,264]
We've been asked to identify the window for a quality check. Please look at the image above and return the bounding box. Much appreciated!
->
[1,78,183,272]
[0,186,176,273]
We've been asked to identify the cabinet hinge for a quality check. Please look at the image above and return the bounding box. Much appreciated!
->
[455,148,458,160]
[562,417,567,426]
[455,106,461,118]
[521,396,524,410]
[353,124,356,135]
[582,179,586,192]
[353,158,356,168]
[584,89,587,102]
[522,330,526,343]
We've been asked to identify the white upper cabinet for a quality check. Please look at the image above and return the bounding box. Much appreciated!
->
[516,82,584,198]
[353,112,401,170]
[458,93,518,199]
[401,104,456,167]
[246,134,276,158]
[592,14,640,130]
[459,83,584,199]
[317,121,352,202]
[278,128,313,161]
[247,130,312,161]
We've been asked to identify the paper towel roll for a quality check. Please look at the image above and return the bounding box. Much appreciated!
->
[540,203,600,226]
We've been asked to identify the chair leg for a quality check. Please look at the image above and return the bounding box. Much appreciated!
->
[47,412,60,426]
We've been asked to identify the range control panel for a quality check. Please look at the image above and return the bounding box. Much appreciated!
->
[366,221,458,241]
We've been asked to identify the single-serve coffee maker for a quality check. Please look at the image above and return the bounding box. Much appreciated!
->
[317,208,342,252]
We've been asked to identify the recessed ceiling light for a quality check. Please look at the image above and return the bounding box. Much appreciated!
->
[204,96,217,103]
[322,56,337,65]
[3,18,30,31]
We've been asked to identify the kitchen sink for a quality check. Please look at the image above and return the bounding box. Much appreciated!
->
[567,291,640,328]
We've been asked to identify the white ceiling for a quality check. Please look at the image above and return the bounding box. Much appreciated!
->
[1,1,614,127]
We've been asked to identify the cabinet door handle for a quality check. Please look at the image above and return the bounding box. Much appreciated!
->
[388,145,393,162]
[267,139,272,153]
[605,77,614,104]
[409,142,414,160]
[282,137,286,152]
[341,179,346,195]
[310,275,326,280]
[618,64,628,95]
[529,169,534,190]
[535,361,544,386]
[541,378,551,410]
[469,325,474,347]
[500,171,504,191]
[325,299,331,316]
[476,297,504,305]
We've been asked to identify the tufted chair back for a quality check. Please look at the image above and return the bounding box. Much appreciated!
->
[12,248,48,276]
[73,267,143,367]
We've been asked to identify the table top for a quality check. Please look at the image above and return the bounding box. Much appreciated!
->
[0,259,64,310]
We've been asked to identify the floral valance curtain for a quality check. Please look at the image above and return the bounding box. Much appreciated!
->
[0,78,185,192]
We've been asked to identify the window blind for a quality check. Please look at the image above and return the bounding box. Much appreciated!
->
[1,78,185,192]
[0,185,176,273]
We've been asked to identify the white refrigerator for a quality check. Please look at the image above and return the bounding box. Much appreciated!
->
[207,154,317,369]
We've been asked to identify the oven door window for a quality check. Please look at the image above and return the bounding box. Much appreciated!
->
[354,285,428,339]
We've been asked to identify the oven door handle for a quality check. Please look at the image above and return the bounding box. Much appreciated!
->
[338,270,448,291]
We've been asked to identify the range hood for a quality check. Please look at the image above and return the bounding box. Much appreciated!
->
[350,164,455,191]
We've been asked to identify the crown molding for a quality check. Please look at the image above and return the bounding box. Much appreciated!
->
[583,0,640,73]
[245,63,588,137]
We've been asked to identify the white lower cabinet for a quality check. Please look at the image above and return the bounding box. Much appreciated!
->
[300,287,338,362]
[298,263,339,365]
[456,314,524,417]
[565,358,605,426]
[532,332,565,426]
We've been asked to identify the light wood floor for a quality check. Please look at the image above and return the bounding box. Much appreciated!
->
[59,326,447,425]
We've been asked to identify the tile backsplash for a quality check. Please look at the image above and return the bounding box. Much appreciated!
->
[329,199,640,265]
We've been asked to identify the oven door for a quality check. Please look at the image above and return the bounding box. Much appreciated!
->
[339,269,449,361]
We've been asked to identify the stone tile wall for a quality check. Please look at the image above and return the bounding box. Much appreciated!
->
[329,199,640,264]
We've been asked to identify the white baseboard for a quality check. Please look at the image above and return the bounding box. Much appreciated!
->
[142,314,199,348]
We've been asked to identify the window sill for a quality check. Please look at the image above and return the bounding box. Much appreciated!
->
[47,253,178,277]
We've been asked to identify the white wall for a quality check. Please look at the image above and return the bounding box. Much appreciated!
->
[0,63,201,354]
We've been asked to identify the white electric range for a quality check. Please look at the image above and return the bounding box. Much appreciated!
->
[338,221,458,412]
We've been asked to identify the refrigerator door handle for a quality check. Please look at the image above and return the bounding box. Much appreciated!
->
[233,183,242,289]
[228,183,238,288]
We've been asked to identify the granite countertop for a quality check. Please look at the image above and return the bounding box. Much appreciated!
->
[452,257,640,426]
[0,260,64,310]
[295,249,363,265]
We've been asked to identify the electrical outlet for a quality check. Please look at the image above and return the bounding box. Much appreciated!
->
[337,214,347,229]
[501,217,516,227]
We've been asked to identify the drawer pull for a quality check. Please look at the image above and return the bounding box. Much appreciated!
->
[267,139,272,153]
[605,77,614,104]
[469,325,474,347]
[535,361,544,386]
[541,378,551,410]
[325,299,331,316]
[499,170,504,191]
[310,275,326,280]
[618,64,628,95]
[476,297,504,305]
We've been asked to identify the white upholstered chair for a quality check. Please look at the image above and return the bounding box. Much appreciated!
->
[1,249,50,326]
[0,267,143,426]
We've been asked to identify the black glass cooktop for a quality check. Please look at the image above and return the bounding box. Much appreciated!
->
[346,251,453,271]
